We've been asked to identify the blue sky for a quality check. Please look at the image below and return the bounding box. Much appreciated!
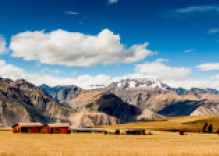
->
[0,0,219,89]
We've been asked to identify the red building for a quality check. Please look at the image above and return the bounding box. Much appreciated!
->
[42,123,70,134]
[12,123,43,133]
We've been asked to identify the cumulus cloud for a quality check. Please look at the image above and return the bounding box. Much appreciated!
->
[0,60,120,89]
[0,36,7,54]
[135,60,192,80]
[1,59,219,90]
[0,60,26,80]
[176,6,219,14]
[10,29,154,67]
[196,63,219,71]
[210,74,219,80]
[163,79,219,90]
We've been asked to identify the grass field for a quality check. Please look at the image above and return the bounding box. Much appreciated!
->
[102,116,219,133]
[0,116,219,156]
[0,131,219,156]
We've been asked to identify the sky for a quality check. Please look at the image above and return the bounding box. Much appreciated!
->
[0,0,219,89]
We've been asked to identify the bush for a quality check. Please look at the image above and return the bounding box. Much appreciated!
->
[67,129,71,134]
[208,124,213,133]
[115,129,120,135]
[202,123,208,133]
[179,131,185,135]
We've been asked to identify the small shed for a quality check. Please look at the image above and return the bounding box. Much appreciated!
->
[12,122,43,133]
[42,123,70,134]
[121,128,146,135]
[71,128,106,133]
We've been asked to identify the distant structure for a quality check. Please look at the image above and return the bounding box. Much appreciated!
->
[71,128,106,134]
[12,123,43,133]
[12,122,70,134]
[42,123,70,134]
[119,128,146,135]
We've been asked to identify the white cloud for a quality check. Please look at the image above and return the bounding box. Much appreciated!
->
[10,29,155,67]
[177,6,219,14]
[163,79,219,90]
[0,59,113,89]
[0,60,26,80]
[208,28,219,34]
[108,0,118,4]
[155,58,168,63]
[0,36,7,54]
[196,63,219,71]
[210,74,219,80]
[1,59,219,90]
[184,49,195,53]
[135,60,192,80]
[64,11,78,15]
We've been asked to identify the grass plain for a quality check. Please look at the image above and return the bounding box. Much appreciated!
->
[0,116,219,156]
[0,131,219,156]
[102,116,219,133]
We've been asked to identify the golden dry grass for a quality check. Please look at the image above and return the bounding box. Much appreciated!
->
[0,116,219,156]
[102,116,219,133]
[0,131,219,156]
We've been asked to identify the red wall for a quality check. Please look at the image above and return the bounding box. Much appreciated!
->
[44,126,69,134]
[30,127,41,133]
[59,127,68,134]
[13,125,42,133]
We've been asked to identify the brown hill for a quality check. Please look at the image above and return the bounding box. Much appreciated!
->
[67,91,163,122]
[69,110,119,128]
[0,78,164,127]
[0,78,74,127]
[40,78,219,122]
[101,78,219,116]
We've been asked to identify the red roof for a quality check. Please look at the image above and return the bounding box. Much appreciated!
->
[13,122,43,128]
[46,123,70,128]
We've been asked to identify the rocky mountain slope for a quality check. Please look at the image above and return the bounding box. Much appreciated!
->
[1,77,218,127]
[0,78,74,127]
[40,84,82,105]
[100,78,219,116]
[64,90,162,122]
[0,78,163,127]
[190,101,219,116]
[69,110,119,128]
[42,78,219,118]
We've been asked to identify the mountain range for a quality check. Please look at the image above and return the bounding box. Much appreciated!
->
[41,78,219,117]
[0,77,219,127]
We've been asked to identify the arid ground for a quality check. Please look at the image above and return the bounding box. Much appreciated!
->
[102,116,219,133]
[0,116,219,156]
[0,131,218,156]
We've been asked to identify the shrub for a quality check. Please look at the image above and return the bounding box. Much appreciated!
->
[67,129,71,134]
[202,123,208,133]
[208,124,213,133]
[115,129,120,135]
[179,131,185,135]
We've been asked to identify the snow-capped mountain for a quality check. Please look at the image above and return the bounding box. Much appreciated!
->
[41,78,219,119]
[112,78,169,90]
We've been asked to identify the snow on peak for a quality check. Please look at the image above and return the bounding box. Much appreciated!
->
[115,78,168,90]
